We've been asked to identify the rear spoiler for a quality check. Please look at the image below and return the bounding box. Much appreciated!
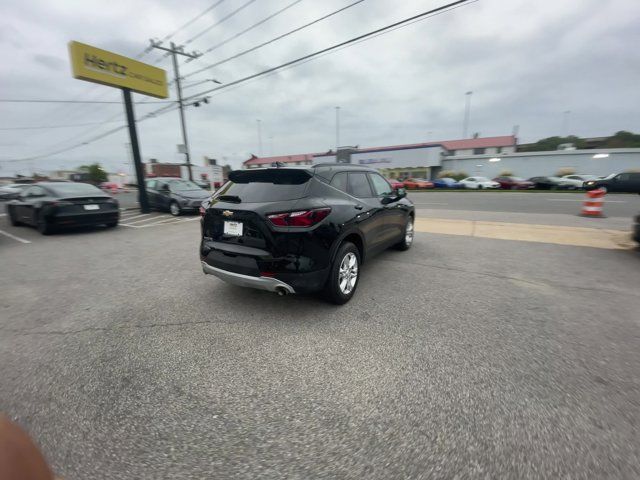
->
[229,168,313,185]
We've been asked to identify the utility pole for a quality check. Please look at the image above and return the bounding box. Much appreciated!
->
[150,40,201,181]
[463,91,472,139]
[335,106,341,150]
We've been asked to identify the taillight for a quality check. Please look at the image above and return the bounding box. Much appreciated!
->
[267,207,331,227]
[199,206,206,216]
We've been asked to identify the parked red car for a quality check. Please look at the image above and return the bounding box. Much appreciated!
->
[492,176,534,189]
[403,178,435,189]
[386,178,405,190]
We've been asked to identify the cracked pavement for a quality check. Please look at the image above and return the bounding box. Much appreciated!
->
[1,214,640,479]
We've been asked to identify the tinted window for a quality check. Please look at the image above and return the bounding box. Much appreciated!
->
[369,174,392,196]
[147,180,157,189]
[348,173,373,198]
[330,172,348,192]
[216,169,311,202]
[47,183,102,196]
[617,173,630,181]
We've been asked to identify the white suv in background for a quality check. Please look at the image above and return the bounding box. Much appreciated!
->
[459,177,500,189]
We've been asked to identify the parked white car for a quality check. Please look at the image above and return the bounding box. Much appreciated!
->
[559,174,599,189]
[459,177,500,189]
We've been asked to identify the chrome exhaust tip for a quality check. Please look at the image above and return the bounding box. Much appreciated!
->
[275,287,288,296]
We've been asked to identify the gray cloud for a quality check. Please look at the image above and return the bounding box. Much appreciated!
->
[1,0,639,175]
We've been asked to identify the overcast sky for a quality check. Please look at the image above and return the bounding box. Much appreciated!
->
[1,0,639,175]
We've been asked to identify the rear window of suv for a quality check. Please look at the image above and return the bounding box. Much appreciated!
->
[217,169,311,202]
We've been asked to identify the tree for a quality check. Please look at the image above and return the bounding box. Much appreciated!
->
[604,131,640,148]
[518,135,587,152]
[78,163,108,183]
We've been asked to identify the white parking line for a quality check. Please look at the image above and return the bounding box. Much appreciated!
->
[121,213,152,220]
[139,217,185,227]
[412,203,449,206]
[122,215,168,225]
[547,198,627,203]
[0,213,6,217]
[0,229,31,244]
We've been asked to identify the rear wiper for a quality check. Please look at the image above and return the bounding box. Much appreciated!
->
[217,195,241,203]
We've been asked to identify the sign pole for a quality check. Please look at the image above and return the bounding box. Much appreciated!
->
[122,88,150,213]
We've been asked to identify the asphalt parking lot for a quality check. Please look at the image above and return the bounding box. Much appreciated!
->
[1,193,640,478]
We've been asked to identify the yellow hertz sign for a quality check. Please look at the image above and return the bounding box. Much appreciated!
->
[68,41,168,98]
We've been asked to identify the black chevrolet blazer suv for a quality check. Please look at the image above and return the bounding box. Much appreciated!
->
[200,164,415,304]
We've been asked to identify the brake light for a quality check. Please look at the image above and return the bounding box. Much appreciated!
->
[267,207,331,227]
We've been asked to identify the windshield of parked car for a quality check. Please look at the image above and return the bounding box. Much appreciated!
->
[168,180,202,191]
[475,177,490,182]
[47,183,103,196]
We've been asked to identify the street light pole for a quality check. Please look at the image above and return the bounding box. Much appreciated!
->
[256,119,263,157]
[463,91,472,138]
[335,106,340,150]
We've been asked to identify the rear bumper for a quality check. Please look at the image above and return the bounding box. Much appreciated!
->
[51,211,119,226]
[201,261,296,294]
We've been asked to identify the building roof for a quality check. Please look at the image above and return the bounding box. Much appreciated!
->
[354,135,517,154]
[242,136,517,165]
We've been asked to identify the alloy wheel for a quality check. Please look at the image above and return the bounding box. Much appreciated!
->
[338,252,358,295]
[405,218,414,246]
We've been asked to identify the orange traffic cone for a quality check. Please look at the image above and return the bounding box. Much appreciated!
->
[580,188,606,217]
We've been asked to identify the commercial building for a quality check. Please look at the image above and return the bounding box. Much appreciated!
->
[242,135,640,180]
[243,136,517,179]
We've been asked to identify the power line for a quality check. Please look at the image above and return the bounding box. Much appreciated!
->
[0,99,174,104]
[185,0,474,102]
[3,103,180,163]
[185,0,305,63]
[184,0,257,45]
[142,0,228,58]
[181,0,365,81]
[31,2,227,123]
[4,0,474,166]
[0,121,122,131]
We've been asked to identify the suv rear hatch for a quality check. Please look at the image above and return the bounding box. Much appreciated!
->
[202,168,314,251]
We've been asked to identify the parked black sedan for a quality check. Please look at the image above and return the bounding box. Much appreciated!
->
[200,164,415,304]
[7,182,119,234]
[145,178,211,215]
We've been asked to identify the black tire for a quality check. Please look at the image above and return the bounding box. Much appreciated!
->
[8,206,21,226]
[395,216,414,251]
[324,242,360,305]
[477,185,483,190]
[169,201,181,216]
[36,212,53,235]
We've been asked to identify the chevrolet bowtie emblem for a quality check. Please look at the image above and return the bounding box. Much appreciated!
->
[222,210,234,217]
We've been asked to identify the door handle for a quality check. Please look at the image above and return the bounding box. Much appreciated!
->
[354,205,363,210]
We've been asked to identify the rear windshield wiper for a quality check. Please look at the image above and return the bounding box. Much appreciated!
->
[217,195,242,203]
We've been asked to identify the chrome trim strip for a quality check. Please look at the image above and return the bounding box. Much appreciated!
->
[201,261,295,294]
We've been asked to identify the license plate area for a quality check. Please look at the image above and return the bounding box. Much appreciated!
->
[223,221,243,236]
[84,204,99,210]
